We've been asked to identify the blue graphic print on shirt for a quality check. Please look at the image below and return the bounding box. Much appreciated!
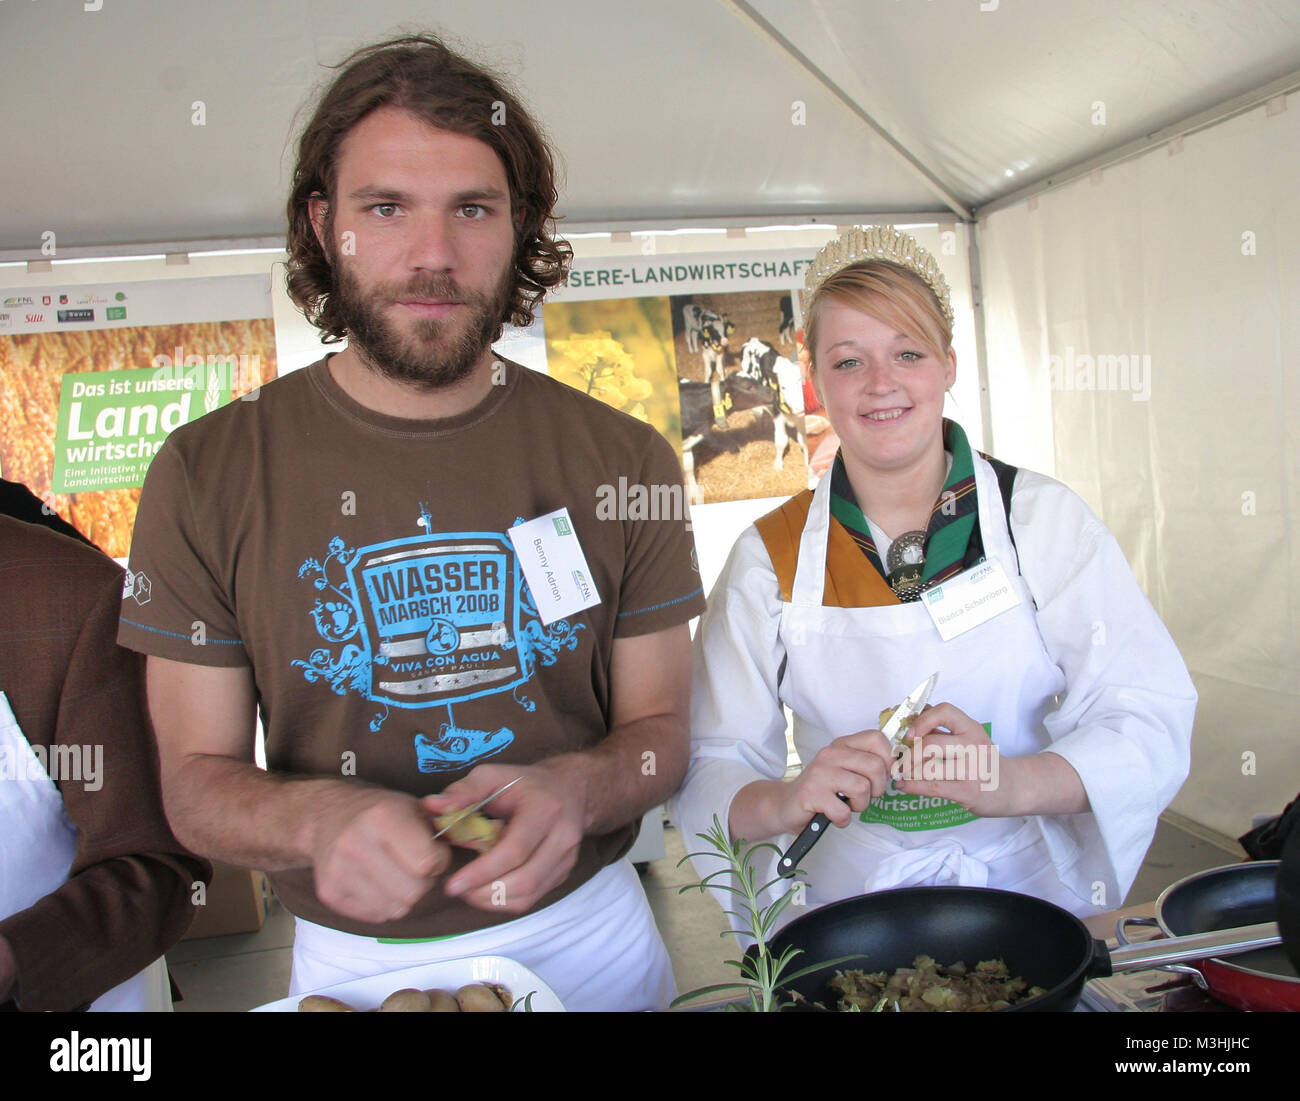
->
[292,510,585,772]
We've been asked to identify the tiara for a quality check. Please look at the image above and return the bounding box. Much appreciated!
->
[801,225,954,328]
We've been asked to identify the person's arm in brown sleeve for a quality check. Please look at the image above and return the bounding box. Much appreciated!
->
[0,549,210,1012]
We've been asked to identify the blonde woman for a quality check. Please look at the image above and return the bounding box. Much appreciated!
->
[673,227,1195,921]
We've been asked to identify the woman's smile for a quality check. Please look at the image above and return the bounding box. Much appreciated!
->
[862,406,911,422]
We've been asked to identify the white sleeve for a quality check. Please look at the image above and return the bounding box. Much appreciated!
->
[1010,470,1197,905]
[668,526,793,929]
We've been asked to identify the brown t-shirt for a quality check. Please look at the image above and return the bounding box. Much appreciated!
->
[117,356,704,938]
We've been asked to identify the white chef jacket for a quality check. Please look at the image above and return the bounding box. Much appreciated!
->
[671,456,1196,928]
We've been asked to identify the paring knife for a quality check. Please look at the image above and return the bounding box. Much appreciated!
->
[777,672,939,878]
[431,776,521,840]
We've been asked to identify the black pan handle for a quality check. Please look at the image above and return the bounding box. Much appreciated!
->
[778,794,849,878]
[1084,937,1115,982]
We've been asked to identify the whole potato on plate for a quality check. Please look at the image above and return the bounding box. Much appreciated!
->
[456,983,507,1012]
[380,988,433,1012]
[298,995,355,1012]
[424,989,461,1012]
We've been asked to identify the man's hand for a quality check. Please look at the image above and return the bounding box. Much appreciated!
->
[422,624,692,916]
[422,759,585,915]
[147,656,455,922]
[146,622,690,924]
[310,787,452,925]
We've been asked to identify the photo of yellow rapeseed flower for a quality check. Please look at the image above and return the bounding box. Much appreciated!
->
[542,296,681,446]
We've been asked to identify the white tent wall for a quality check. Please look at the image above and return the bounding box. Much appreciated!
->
[978,92,1299,841]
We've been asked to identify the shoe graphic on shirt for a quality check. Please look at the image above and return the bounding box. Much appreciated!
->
[414,721,514,772]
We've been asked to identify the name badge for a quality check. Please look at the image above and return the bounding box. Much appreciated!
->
[921,559,1021,641]
[508,508,601,626]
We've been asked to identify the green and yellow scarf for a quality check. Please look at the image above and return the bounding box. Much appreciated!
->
[829,419,987,600]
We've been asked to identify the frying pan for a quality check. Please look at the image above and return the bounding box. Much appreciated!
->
[1117,860,1299,1011]
[766,885,1280,1011]
[1282,829,1300,974]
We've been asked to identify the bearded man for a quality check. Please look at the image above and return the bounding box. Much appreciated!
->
[118,34,703,1011]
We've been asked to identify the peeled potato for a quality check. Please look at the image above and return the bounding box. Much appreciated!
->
[455,983,507,1012]
[298,995,355,1012]
[879,704,917,732]
[424,988,460,1012]
[434,810,504,852]
[380,988,433,1012]
[880,704,919,751]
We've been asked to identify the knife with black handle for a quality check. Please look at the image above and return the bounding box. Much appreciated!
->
[776,673,938,879]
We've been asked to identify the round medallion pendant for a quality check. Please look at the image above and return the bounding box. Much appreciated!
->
[886,530,927,601]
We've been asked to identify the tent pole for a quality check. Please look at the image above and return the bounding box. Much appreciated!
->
[966,226,994,457]
[716,0,973,223]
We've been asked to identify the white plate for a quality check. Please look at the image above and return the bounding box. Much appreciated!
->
[250,954,565,1012]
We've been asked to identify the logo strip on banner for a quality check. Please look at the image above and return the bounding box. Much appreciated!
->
[0,275,271,334]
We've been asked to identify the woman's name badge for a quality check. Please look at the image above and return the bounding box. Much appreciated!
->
[508,508,601,626]
[921,559,1020,641]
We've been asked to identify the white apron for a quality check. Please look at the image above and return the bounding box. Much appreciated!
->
[0,692,170,1011]
[778,459,1092,916]
[290,858,674,1011]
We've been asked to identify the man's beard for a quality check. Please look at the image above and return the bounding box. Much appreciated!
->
[328,252,513,392]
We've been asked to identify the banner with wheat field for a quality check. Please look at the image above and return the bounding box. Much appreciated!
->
[0,274,276,556]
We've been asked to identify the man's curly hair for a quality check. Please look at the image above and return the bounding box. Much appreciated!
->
[285,34,572,342]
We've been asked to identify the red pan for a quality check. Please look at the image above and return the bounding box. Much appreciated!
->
[1120,860,1299,1011]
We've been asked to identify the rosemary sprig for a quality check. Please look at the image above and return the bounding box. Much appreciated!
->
[670,814,859,1012]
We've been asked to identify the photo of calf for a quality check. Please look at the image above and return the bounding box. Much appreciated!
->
[778,294,795,346]
[736,336,813,481]
[670,290,825,504]
[679,372,786,504]
[680,302,735,355]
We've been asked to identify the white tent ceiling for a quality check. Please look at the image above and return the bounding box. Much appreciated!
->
[2,0,1298,255]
